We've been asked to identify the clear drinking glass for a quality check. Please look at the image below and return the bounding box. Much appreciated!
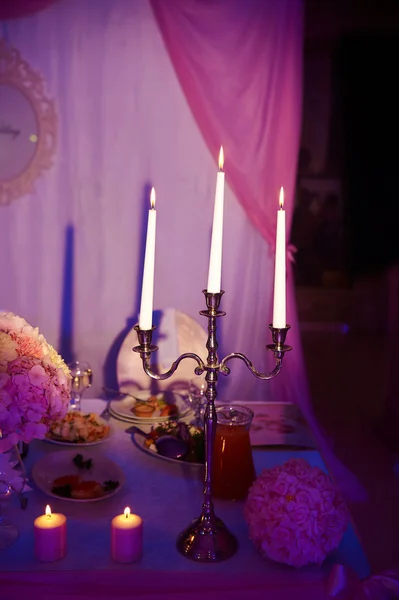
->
[0,444,24,550]
[212,405,256,501]
[68,361,93,412]
[0,481,18,550]
[187,377,207,427]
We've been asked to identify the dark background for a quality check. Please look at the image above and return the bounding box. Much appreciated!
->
[336,33,399,276]
[294,0,399,285]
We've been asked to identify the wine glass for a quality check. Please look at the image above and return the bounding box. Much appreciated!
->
[187,377,207,427]
[0,480,18,550]
[0,444,24,550]
[68,361,93,412]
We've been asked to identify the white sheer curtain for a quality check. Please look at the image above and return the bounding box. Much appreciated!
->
[0,0,297,404]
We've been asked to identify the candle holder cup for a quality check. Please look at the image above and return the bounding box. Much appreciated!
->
[133,290,291,563]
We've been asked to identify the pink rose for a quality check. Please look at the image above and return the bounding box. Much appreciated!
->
[320,490,336,514]
[281,460,296,475]
[265,465,283,479]
[268,525,294,548]
[267,498,285,520]
[285,458,310,480]
[304,466,320,481]
[313,473,331,491]
[295,488,316,508]
[271,472,298,496]
[286,503,310,526]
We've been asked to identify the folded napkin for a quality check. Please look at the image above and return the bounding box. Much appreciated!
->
[327,564,399,599]
[156,308,179,370]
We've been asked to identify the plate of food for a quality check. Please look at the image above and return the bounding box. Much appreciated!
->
[109,390,190,423]
[32,450,125,502]
[132,421,205,467]
[45,412,111,446]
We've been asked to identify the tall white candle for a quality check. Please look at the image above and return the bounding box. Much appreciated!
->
[207,147,225,293]
[139,187,157,330]
[272,187,286,328]
[111,507,143,563]
[34,505,67,562]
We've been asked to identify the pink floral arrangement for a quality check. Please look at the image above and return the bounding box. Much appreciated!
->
[244,458,349,568]
[0,312,71,452]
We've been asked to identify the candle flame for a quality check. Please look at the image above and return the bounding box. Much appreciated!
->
[124,507,131,518]
[279,187,284,209]
[218,146,224,171]
[150,187,156,209]
[45,505,51,517]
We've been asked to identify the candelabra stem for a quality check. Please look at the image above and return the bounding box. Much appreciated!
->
[201,292,219,518]
[176,291,237,562]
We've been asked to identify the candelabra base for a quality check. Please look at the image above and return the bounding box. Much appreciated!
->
[176,513,238,562]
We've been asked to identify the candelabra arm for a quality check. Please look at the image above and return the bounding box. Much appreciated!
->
[219,324,291,380]
[141,352,206,381]
[133,324,205,380]
[219,352,282,380]
[133,325,206,380]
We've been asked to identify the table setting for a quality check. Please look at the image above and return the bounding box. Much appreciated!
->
[0,395,371,600]
[0,158,372,599]
[0,328,370,600]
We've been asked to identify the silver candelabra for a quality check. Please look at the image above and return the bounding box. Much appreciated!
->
[133,289,291,563]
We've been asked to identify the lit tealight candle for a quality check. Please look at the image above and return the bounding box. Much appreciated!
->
[34,504,67,562]
[111,507,143,563]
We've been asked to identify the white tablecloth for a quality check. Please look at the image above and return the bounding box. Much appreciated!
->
[0,399,370,599]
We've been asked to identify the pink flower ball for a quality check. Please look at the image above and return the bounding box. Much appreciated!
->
[244,458,349,568]
[0,312,71,452]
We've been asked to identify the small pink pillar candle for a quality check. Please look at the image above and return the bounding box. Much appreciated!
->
[111,507,143,563]
[34,505,67,562]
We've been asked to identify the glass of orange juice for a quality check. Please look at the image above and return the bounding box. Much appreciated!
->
[212,405,256,501]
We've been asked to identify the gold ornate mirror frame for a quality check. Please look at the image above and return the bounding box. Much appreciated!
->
[0,39,57,205]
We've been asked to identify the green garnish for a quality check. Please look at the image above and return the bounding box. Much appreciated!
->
[73,454,92,470]
[103,480,119,492]
[52,484,73,498]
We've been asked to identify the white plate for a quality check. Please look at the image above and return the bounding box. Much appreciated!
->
[32,450,125,503]
[131,431,203,468]
[44,414,112,447]
[110,391,190,423]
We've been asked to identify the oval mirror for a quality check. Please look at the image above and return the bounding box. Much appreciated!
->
[0,39,57,205]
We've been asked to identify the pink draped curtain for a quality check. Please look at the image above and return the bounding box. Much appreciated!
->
[150,0,300,247]
[150,0,366,506]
